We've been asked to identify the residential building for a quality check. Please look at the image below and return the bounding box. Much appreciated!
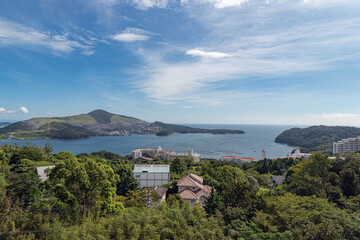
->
[333,137,360,154]
[36,166,55,181]
[132,146,200,162]
[220,156,258,164]
[133,164,170,188]
[177,174,211,207]
[154,187,167,204]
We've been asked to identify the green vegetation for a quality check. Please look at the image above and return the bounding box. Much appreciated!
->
[1,143,358,239]
[275,125,360,153]
[154,121,245,135]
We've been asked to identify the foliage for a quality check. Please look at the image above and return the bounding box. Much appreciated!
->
[275,125,360,153]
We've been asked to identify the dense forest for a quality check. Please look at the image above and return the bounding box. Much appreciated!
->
[0,143,359,239]
[275,125,360,153]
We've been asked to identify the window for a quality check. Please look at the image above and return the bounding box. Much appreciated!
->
[190,199,196,203]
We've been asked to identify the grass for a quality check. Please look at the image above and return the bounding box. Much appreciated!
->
[111,115,142,123]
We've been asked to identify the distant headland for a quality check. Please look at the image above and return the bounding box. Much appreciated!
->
[0,109,245,140]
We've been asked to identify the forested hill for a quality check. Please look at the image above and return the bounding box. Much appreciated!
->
[275,125,360,153]
[153,121,245,136]
[0,110,245,139]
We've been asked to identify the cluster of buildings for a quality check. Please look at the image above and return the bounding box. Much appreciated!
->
[133,164,211,207]
[287,149,311,159]
[333,136,360,154]
[132,146,200,162]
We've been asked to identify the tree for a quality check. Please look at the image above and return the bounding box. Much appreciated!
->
[49,156,118,218]
[171,158,185,174]
[113,164,138,196]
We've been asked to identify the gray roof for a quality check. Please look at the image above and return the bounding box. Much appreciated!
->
[271,175,286,185]
[133,164,170,173]
[36,166,55,181]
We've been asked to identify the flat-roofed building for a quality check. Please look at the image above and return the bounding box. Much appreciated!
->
[133,164,170,188]
[333,137,360,154]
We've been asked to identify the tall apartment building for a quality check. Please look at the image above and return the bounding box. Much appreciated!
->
[333,136,360,154]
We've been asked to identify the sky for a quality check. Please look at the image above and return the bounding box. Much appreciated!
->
[0,0,360,125]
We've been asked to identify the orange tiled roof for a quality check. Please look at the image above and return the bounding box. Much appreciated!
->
[177,174,204,189]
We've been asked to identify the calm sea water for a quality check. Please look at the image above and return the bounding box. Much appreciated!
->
[0,124,301,159]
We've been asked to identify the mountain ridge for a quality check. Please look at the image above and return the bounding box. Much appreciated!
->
[0,109,244,139]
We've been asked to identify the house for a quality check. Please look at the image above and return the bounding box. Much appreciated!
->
[36,166,55,181]
[154,187,167,204]
[133,165,170,188]
[177,174,211,207]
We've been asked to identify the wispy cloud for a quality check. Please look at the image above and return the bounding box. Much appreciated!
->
[0,19,98,55]
[112,28,152,42]
[181,0,249,8]
[129,0,169,10]
[309,113,359,119]
[129,1,360,106]
[186,48,232,58]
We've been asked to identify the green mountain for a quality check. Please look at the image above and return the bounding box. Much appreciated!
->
[153,121,245,136]
[0,110,245,140]
[275,125,360,153]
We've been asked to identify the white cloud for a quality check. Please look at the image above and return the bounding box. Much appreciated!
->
[130,1,360,106]
[186,49,232,58]
[309,113,359,119]
[18,107,29,114]
[112,28,151,42]
[0,107,29,114]
[181,0,249,8]
[0,19,96,55]
[130,0,168,10]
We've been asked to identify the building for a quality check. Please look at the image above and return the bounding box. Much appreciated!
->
[333,137,360,154]
[287,149,311,159]
[133,164,170,188]
[132,146,200,162]
[154,187,167,204]
[220,156,258,165]
[36,166,55,181]
[177,174,211,207]
[271,175,286,187]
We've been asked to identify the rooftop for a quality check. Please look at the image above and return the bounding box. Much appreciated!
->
[221,156,258,161]
[133,164,170,173]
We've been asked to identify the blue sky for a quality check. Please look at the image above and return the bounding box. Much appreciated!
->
[1,0,360,125]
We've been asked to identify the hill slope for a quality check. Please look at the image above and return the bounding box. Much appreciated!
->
[0,110,245,140]
[275,125,360,153]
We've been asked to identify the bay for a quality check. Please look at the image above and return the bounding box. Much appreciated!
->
[0,124,302,159]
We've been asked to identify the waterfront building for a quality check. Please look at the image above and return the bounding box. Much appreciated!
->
[177,174,211,207]
[133,164,170,188]
[220,156,258,164]
[287,149,311,159]
[333,137,360,154]
[132,146,200,162]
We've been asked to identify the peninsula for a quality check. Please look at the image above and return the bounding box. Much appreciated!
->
[275,125,360,153]
[0,109,244,140]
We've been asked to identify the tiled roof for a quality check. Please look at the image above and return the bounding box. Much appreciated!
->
[154,187,167,198]
[178,189,198,200]
[189,173,203,184]
[177,174,203,189]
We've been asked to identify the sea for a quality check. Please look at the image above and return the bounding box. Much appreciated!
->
[0,124,302,160]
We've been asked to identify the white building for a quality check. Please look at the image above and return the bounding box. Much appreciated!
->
[333,137,360,154]
[36,166,55,181]
[220,156,258,164]
[287,149,311,159]
[132,146,200,162]
[133,164,170,188]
